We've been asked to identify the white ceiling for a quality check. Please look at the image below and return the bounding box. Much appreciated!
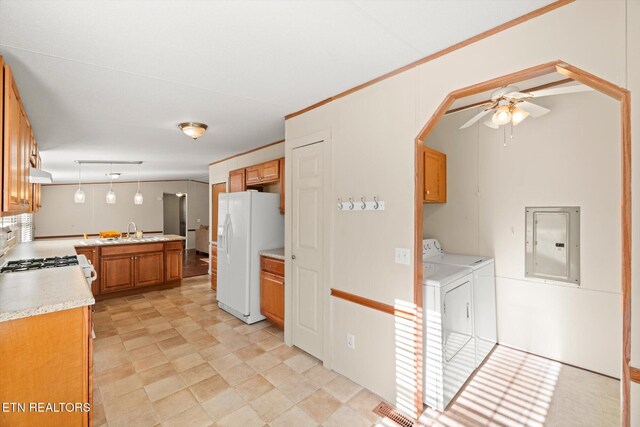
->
[0,0,553,183]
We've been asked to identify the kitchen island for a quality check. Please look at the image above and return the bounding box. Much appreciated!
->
[72,234,185,298]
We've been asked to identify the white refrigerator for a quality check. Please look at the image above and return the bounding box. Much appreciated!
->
[217,191,284,324]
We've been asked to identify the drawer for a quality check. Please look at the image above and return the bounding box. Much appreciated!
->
[165,241,183,251]
[101,242,164,257]
[261,256,284,276]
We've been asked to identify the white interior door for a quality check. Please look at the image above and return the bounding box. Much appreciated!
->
[291,142,324,359]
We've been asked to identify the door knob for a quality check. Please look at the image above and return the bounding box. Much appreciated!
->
[292,255,296,260]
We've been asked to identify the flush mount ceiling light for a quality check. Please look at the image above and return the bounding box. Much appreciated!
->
[105,172,121,179]
[178,122,208,140]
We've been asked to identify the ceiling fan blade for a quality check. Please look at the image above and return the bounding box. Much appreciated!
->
[516,101,550,118]
[503,91,531,100]
[460,108,493,129]
[484,120,499,129]
[529,84,594,98]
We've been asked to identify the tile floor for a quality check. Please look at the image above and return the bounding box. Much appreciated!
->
[93,275,621,427]
[92,275,383,426]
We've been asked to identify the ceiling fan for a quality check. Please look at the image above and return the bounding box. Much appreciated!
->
[459,83,594,130]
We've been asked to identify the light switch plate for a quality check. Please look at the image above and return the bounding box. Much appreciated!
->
[395,248,410,265]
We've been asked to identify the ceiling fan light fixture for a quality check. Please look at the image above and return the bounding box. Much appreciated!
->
[511,107,530,126]
[492,105,512,126]
[178,122,208,140]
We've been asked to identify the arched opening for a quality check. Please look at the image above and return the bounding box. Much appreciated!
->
[412,61,631,425]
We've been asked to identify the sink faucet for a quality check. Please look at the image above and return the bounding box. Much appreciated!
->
[127,222,137,239]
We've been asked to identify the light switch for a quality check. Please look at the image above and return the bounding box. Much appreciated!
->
[395,248,411,265]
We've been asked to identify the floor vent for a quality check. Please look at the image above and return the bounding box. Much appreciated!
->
[373,402,415,427]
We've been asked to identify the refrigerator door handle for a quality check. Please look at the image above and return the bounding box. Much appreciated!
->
[224,215,231,263]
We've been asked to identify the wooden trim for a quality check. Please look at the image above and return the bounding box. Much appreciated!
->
[414,61,631,424]
[631,367,640,384]
[34,231,164,240]
[330,288,413,320]
[445,78,574,115]
[285,0,574,120]
[208,139,284,166]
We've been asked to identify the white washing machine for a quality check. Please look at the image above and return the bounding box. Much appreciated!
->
[423,262,476,412]
[423,238,497,368]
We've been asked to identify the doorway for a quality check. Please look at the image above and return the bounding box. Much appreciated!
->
[163,192,187,242]
[413,61,632,424]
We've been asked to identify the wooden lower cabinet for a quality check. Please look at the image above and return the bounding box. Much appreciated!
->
[164,241,183,283]
[135,252,164,286]
[77,241,183,296]
[260,256,284,329]
[0,306,92,427]
[101,255,134,292]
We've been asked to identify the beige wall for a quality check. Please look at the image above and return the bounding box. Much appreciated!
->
[285,0,635,411]
[35,180,209,249]
[424,91,621,377]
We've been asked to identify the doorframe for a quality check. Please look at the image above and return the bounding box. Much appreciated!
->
[284,129,333,368]
[211,182,226,275]
[413,60,632,424]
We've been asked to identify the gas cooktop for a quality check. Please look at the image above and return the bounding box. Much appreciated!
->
[1,255,79,273]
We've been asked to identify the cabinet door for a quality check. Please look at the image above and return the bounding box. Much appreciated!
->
[260,160,280,183]
[3,67,23,213]
[165,249,183,282]
[229,169,246,192]
[101,255,134,293]
[75,246,100,294]
[260,271,284,329]
[134,252,164,287]
[245,165,261,186]
[20,120,31,208]
[423,146,446,203]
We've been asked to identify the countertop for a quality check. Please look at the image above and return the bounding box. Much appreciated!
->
[72,234,185,247]
[0,240,95,322]
[259,248,285,260]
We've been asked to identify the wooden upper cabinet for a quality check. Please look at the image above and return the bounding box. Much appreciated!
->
[2,60,37,215]
[245,160,279,186]
[260,160,279,183]
[423,146,447,203]
[229,168,246,192]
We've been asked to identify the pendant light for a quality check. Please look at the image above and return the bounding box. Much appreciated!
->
[106,164,116,204]
[74,162,86,204]
[134,164,143,205]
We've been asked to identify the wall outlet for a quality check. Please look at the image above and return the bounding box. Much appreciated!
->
[196,218,201,223]
[395,248,411,265]
[347,334,356,350]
